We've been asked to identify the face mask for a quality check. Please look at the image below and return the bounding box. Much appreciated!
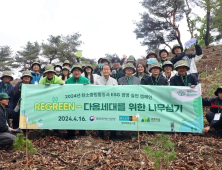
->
[55,67,61,72]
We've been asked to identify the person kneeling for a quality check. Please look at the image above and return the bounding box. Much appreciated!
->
[203,87,222,138]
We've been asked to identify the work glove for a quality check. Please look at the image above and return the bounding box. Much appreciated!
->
[59,83,64,85]
[190,85,196,89]
[45,83,50,86]
[83,83,88,85]
[13,128,21,133]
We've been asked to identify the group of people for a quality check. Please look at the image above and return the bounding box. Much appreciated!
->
[0,42,221,146]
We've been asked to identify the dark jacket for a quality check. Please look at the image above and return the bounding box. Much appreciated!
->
[203,97,222,114]
[159,59,169,66]
[118,76,140,85]
[144,75,168,85]
[110,68,125,81]
[0,104,17,132]
[0,81,14,109]
[13,81,32,108]
[170,74,198,86]
[31,72,41,84]
[134,73,150,85]
[94,67,102,76]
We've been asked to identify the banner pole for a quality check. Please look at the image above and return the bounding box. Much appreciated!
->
[136,112,141,156]
[26,119,28,169]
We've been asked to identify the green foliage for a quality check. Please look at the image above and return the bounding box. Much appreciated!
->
[206,89,215,97]
[209,83,221,89]
[13,134,37,154]
[201,72,207,78]
[204,118,207,123]
[0,46,17,72]
[143,133,177,169]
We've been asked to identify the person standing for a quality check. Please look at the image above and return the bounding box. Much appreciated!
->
[118,63,140,85]
[159,49,169,66]
[135,62,149,85]
[95,64,118,140]
[39,64,63,137]
[144,63,168,85]
[162,61,177,85]
[0,71,14,109]
[170,60,198,86]
[54,63,62,77]
[65,64,89,139]
[170,42,203,78]
[63,60,71,69]
[83,65,100,84]
[13,70,33,129]
[59,66,71,84]
[110,57,125,81]
[31,61,41,85]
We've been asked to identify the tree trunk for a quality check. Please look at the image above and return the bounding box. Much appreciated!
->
[205,11,210,46]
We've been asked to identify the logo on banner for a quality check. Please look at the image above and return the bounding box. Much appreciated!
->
[89,116,95,121]
[177,90,186,96]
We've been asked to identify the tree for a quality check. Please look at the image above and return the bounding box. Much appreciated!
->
[195,0,218,46]
[134,0,185,52]
[0,46,16,72]
[15,41,41,71]
[212,0,222,41]
[42,33,83,65]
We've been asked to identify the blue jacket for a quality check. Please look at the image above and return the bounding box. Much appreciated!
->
[0,81,14,109]
[31,72,41,84]
[170,74,198,86]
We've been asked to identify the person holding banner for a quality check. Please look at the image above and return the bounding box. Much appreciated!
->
[0,93,20,146]
[110,57,125,81]
[135,62,149,85]
[95,64,118,140]
[31,61,41,85]
[59,66,71,84]
[118,63,140,85]
[159,49,169,66]
[65,64,89,139]
[39,64,63,137]
[13,70,33,129]
[162,61,177,85]
[170,60,198,86]
[170,42,202,78]
[202,87,222,138]
[0,71,14,109]
[144,63,168,85]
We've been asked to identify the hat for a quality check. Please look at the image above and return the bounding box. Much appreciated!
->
[98,58,103,64]
[63,60,70,67]
[159,49,169,56]
[149,62,162,72]
[174,60,190,71]
[172,44,183,54]
[54,63,62,70]
[21,70,33,80]
[62,66,70,71]
[84,65,94,72]
[146,51,158,59]
[71,64,83,73]
[0,93,10,100]
[162,61,174,71]
[31,61,41,70]
[123,63,136,74]
[44,64,56,74]
[215,87,222,96]
[101,57,110,64]
[1,71,13,81]
[127,55,136,63]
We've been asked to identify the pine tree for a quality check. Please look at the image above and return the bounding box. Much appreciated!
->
[0,46,16,72]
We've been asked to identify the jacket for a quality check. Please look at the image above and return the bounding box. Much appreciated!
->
[162,70,177,85]
[65,75,90,84]
[110,68,125,81]
[144,75,168,85]
[31,72,41,84]
[159,59,170,66]
[13,81,32,108]
[0,81,14,109]
[0,104,17,132]
[39,75,63,85]
[171,45,203,74]
[170,73,198,86]
[95,76,118,85]
[118,76,140,85]
[134,73,150,85]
